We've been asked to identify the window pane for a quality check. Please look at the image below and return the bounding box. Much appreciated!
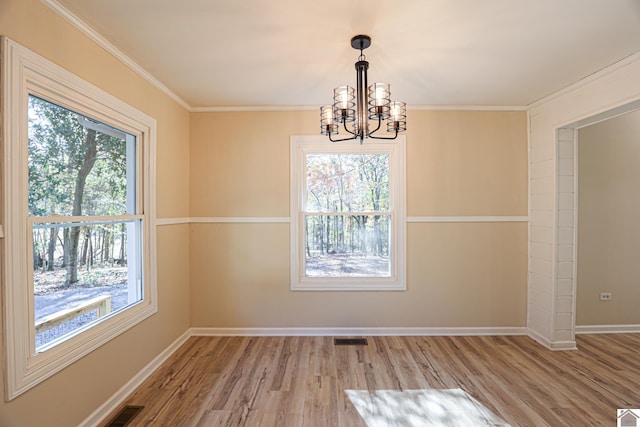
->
[305,154,389,212]
[28,95,136,217]
[304,215,390,277]
[33,220,142,351]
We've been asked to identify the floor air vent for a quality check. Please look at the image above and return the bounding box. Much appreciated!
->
[334,338,368,346]
[106,405,144,427]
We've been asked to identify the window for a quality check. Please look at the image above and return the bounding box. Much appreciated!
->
[2,37,157,399]
[28,96,143,350]
[290,136,406,290]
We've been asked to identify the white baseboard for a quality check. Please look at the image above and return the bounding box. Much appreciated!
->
[80,330,191,427]
[575,324,640,334]
[547,340,577,350]
[527,328,577,351]
[190,326,528,337]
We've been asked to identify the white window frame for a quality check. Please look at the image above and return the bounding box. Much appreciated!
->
[1,37,158,399]
[290,135,406,291]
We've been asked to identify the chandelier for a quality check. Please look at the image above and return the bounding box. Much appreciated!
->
[321,35,406,143]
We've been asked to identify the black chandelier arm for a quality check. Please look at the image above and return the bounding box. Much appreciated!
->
[328,128,399,142]
[327,117,360,142]
[367,115,400,139]
[328,133,358,142]
[367,128,400,140]
[368,114,383,134]
[340,117,359,137]
[327,117,359,141]
[327,116,399,141]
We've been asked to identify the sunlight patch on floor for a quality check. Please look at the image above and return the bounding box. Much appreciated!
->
[345,388,510,427]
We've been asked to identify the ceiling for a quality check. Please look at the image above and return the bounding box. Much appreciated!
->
[53,0,640,109]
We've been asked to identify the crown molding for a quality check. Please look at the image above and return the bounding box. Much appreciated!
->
[528,50,640,110]
[409,105,528,111]
[191,105,319,112]
[192,104,529,113]
[41,0,191,111]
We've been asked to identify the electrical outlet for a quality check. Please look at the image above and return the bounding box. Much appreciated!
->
[599,292,612,301]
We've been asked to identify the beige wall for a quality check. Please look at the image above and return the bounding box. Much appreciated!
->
[0,0,191,425]
[190,110,528,328]
[577,110,640,325]
[1,2,528,423]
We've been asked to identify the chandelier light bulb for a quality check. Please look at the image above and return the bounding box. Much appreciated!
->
[340,89,349,109]
[320,105,339,135]
[376,87,384,105]
[325,107,333,123]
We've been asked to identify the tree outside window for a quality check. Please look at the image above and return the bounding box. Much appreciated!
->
[304,153,391,277]
[28,95,142,350]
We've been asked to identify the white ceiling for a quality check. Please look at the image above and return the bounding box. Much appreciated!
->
[53,0,640,109]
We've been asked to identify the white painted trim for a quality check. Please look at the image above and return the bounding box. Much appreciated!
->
[79,330,191,427]
[409,105,528,111]
[41,0,190,111]
[525,109,532,332]
[567,100,640,130]
[527,328,577,351]
[190,216,290,223]
[159,216,527,225]
[528,50,640,109]
[156,217,290,225]
[551,105,640,346]
[156,217,191,226]
[2,37,158,399]
[527,328,555,349]
[547,340,577,351]
[193,105,529,113]
[571,132,579,343]
[192,105,319,112]
[191,326,528,337]
[408,216,528,223]
[575,324,640,334]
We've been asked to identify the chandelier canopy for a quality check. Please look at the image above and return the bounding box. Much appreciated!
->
[321,35,406,144]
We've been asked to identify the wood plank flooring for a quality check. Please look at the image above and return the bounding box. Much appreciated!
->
[102,334,640,426]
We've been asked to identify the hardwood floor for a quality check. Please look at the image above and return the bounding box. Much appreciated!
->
[102,334,640,426]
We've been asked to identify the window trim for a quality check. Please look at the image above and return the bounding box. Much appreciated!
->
[1,37,158,399]
[290,135,406,291]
